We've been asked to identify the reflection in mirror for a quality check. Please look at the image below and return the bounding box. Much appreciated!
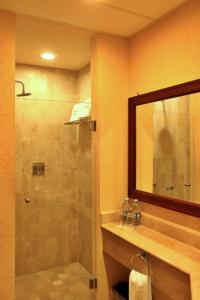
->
[136,93,200,204]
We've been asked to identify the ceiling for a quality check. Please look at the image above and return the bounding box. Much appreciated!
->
[0,0,188,70]
[15,15,94,70]
[0,0,188,37]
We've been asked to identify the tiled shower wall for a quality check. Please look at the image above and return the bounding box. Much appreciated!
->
[76,65,93,273]
[15,64,92,275]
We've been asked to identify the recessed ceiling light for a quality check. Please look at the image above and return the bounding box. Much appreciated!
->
[41,52,56,60]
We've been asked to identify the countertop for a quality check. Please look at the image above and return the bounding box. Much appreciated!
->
[101,223,200,300]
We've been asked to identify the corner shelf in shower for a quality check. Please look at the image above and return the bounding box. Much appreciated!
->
[64,117,96,131]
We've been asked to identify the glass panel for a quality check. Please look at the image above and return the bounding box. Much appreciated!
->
[15,98,95,299]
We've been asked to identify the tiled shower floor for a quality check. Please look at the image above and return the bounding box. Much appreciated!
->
[15,262,95,300]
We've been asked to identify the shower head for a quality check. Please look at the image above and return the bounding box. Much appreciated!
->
[17,92,32,97]
[15,80,32,97]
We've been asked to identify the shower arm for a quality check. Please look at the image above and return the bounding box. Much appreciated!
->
[15,80,25,93]
[15,80,31,97]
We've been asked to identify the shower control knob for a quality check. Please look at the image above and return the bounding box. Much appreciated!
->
[24,197,30,204]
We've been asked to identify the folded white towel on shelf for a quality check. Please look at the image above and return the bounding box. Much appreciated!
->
[129,270,152,300]
[69,99,91,122]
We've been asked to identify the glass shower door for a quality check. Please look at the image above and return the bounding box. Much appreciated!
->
[15,98,95,300]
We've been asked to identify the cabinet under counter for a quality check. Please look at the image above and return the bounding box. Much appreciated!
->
[101,223,200,300]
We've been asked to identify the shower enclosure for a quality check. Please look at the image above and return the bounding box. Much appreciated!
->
[15,64,95,300]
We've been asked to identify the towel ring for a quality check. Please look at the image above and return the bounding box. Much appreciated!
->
[130,252,150,276]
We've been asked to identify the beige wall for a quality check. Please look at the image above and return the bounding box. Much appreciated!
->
[92,34,129,212]
[129,0,200,221]
[0,10,15,300]
[93,1,200,299]
[77,64,91,101]
[91,33,129,300]
[129,0,200,94]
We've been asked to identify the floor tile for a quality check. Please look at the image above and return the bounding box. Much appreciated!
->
[15,263,95,300]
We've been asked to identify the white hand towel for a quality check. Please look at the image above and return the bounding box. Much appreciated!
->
[129,270,152,300]
[69,99,91,122]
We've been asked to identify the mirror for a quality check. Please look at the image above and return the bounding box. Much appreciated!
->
[128,79,200,217]
[137,94,200,202]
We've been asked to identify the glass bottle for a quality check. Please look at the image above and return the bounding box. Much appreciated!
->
[132,199,141,227]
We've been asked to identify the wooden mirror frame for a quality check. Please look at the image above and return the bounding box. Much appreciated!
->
[128,79,200,218]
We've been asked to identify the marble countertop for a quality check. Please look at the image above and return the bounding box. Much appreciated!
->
[101,223,200,300]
